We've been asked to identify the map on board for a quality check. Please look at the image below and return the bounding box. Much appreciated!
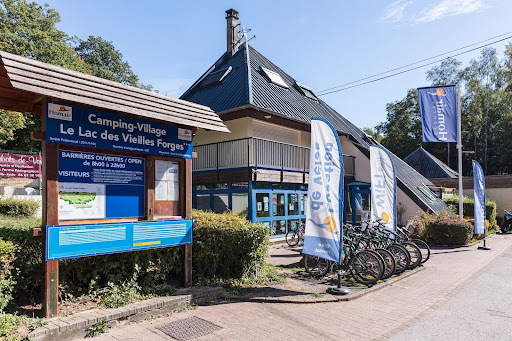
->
[58,183,106,220]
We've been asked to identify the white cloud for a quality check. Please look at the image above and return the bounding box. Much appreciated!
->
[416,0,488,23]
[381,0,414,23]
[146,77,195,98]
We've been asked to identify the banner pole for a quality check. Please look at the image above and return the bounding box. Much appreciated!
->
[457,84,463,221]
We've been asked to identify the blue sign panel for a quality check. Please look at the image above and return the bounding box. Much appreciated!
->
[46,101,193,158]
[418,85,457,142]
[46,219,193,260]
[58,150,145,220]
[473,160,486,235]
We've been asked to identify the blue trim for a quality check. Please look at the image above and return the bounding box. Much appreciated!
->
[311,118,344,264]
[417,84,456,90]
[371,145,397,231]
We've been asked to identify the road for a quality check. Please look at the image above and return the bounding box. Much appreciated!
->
[80,234,512,341]
[387,241,512,341]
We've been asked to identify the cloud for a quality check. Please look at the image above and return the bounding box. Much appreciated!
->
[416,0,488,23]
[380,0,488,25]
[145,77,195,98]
[381,0,414,23]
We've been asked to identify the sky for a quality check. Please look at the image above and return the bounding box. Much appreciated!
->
[34,0,512,129]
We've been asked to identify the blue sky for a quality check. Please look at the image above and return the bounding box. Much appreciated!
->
[36,0,512,129]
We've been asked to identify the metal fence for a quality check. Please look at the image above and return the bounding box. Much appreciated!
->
[0,149,42,195]
[193,137,355,176]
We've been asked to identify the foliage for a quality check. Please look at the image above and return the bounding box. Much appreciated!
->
[85,318,110,338]
[75,36,139,86]
[411,209,475,245]
[0,111,26,145]
[0,198,39,217]
[362,127,383,143]
[0,313,25,337]
[95,281,142,309]
[0,238,16,311]
[192,210,270,282]
[443,195,497,230]
[376,47,512,175]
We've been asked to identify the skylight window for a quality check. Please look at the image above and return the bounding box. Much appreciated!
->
[261,67,288,88]
[296,82,318,100]
[418,186,437,201]
[201,66,232,88]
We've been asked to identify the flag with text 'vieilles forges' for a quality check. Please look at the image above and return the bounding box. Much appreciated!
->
[370,146,397,231]
[303,118,344,264]
[473,160,486,235]
[418,85,457,142]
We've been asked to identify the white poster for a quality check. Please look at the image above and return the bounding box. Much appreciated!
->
[154,161,179,201]
[155,181,167,201]
[370,146,396,231]
[167,182,179,201]
[155,160,169,181]
[58,182,106,220]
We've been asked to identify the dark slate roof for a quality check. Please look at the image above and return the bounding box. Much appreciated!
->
[181,43,446,213]
[404,147,458,179]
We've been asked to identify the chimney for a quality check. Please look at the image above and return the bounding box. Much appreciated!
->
[225,9,239,53]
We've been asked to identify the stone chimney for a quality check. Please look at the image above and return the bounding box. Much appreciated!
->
[225,9,239,53]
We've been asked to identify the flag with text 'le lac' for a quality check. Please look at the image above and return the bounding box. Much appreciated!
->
[303,118,344,264]
[418,85,457,142]
[473,160,486,235]
[370,146,396,231]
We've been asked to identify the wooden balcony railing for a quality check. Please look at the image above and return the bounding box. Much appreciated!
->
[193,138,356,177]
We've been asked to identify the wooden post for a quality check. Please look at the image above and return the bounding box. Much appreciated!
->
[41,99,59,317]
[182,157,193,287]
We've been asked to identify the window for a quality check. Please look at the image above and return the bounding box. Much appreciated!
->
[419,186,437,201]
[256,193,270,217]
[261,67,288,88]
[296,82,318,100]
[201,66,232,88]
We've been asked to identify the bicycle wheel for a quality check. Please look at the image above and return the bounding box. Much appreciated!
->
[286,230,299,247]
[349,249,384,285]
[402,242,422,269]
[411,239,430,263]
[386,244,410,275]
[304,255,330,278]
[374,248,396,280]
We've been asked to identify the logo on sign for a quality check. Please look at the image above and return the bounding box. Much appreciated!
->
[48,103,73,121]
[178,128,192,141]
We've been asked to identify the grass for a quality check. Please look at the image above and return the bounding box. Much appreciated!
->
[309,292,324,298]
[85,318,110,338]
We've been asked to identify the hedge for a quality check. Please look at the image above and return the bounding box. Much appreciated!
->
[428,218,473,245]
[0,197,39,217]
[444,195,497,230]
[0,210,270,307]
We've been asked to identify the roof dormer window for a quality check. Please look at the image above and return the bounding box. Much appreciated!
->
[296,82,318,100]
[261,67,288,88]
[201,66,232,88]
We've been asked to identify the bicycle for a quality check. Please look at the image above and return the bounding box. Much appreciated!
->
[286,220,305,247]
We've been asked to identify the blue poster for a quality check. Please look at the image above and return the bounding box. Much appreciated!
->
[418,85,457,142]
[473,160,486,235]
[46,219,192,260]
[58,150,145,220]
[46,101,193,158]
[303,118,344,264]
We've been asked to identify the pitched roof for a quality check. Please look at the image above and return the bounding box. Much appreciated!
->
[404,147,458,179]
[181,43,446,213]
[0,51,229,132]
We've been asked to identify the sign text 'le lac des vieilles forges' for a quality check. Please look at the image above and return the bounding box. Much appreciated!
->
[46,102,193,158]
[44,102,193,260]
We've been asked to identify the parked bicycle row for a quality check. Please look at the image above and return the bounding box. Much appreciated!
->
[293,219,430,286]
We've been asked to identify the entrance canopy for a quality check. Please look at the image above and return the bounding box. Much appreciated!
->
[0,51,229,133]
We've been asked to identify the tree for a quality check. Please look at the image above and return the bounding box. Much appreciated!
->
[362,127,383,143]
[75,36,139,86]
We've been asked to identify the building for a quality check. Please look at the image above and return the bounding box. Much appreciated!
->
[181,9,447,236]
[404,147,458,179]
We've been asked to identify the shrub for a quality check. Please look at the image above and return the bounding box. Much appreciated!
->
[428,218,473,245]
[444,195,497,230]
[410,210,473,245]
[192,210,270,282]
[0,198,39,217]
[0,239,17,311]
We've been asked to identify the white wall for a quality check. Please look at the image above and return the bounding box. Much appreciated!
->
[460,187,512,218]
[194,117,252,145]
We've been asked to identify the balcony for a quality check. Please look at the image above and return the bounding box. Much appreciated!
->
[193,137,355,181]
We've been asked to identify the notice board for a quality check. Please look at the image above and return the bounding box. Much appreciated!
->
[58,150,145,220]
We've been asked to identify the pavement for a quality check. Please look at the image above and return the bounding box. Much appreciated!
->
[74,234,512,341]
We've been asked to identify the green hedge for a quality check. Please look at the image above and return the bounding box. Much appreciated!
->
[0,210,270,307]
[0,198,39,217]
[428,218,474,245]
[192,210,270,281]
[0,238,17,311]
[444,195,497,230]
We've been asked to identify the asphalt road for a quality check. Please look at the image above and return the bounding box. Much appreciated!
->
[387,243,512,341]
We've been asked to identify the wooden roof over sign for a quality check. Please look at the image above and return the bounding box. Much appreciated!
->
[0,51,229,133]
